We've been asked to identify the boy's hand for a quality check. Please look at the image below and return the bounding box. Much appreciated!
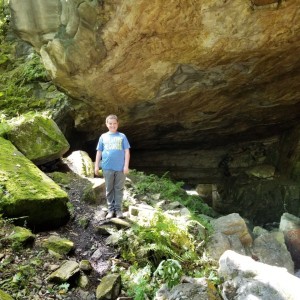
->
[95,168,99,176]
[123,167,129,174]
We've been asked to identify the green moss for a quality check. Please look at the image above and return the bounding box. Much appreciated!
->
[0,137,66,200]
[6,112,69,164]
[0,289,13,300]
[42,235,74,255]
[81,183,96,204]
[0,118,9,137]
[0,2,69,118]
[0,137,69,229]
[7,226,35,249]
[47,171,72,186]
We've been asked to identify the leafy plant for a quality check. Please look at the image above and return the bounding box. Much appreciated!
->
[120,265,155,300]
[57,283,70,294]
[0,0,9,39]
[153,259,183,288]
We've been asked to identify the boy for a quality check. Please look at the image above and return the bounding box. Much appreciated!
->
[95,114,130,219]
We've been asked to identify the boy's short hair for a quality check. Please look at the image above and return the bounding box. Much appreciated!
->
[106,114,118,123]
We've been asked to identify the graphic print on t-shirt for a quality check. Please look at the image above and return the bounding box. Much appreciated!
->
[104,136,123,151]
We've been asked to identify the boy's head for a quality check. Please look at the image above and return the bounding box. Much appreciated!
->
[106,114,119,133]
[106,114,118,123]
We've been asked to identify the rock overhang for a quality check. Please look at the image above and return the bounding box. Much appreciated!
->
[8,0,300,180]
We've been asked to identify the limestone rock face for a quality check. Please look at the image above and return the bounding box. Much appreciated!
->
[9,0,300,182]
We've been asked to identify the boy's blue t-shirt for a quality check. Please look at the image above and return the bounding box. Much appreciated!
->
[96,131,130,171]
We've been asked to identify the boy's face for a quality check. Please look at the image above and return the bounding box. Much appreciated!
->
[106,118,118,133]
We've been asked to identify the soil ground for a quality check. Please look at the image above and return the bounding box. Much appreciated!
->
[0,171,120,300]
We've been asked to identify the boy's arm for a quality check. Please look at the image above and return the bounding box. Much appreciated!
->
[95,150,102,176]
[123,149,130,174]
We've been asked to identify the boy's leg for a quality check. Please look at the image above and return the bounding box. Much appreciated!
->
[103,170,115,212]
[114,171,126,212]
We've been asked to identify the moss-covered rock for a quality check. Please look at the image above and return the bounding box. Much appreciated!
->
[7,226,35,246]
[0,137,69,230]
[79,260,92,272]
[81,182,97,204]
[42,235,74,255]
[47,260,80,283]
[47,171,73,186]
[0,118,9,138]
[6,112,69,165]
[96,274,121,300]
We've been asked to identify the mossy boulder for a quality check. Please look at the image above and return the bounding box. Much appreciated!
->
[6,112,69,165]
[0,137,70,230]
[42,235,74,255]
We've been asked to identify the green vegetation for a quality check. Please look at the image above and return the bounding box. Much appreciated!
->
[0,215,73,298]
[1,167,221,299]
[129,170,217,222]
[153,259,183,288]
[0,0,68,118]
[117,211,200,266]
[114,210,218,299]
[113,171,220,299]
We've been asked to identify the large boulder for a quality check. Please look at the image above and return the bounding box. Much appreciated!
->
[280,213,300,269]
[219,250,300,300]
[251,231,294,273]
[211,213,253,246]
[0,137,69,230]
[5,113,69,165]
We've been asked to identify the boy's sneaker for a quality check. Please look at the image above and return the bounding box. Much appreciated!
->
[116,211,124,219]
[106,211,114,219]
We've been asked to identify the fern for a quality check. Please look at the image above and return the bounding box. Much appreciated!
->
[140,243,183,263]
[129,170,217,217]
[118,211,199,270]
